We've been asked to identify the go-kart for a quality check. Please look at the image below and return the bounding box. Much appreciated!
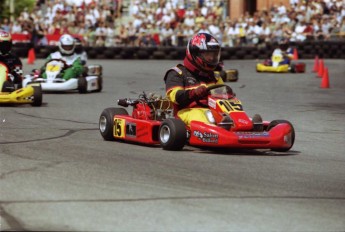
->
[256,54,305,73]
[99,84,295,152]
[23,59,102,93]
[214,61,239,82]
[0,62,42,106]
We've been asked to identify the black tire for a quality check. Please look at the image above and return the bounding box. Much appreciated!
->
[159,118,186,151]
[95,76,103,92]
[267,120,295,152]
[31,85,43,106]
[227,69,239,82]
[290,63,296,73]
[78,76,87,93]
[99,108,129,141]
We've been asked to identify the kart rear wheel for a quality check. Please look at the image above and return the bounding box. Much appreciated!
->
[290,64,296,73]
[226,69,239,82]
[31,85,43,106]
[159,118,186,151]
[78,77,87,94]
[99,107,128,141]
[267,120,295,152]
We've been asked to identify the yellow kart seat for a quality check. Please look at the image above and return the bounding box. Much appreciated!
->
[0,62,9,91]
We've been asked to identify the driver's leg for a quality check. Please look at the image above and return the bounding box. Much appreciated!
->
[177,108,211,127]
[63,67,75,81]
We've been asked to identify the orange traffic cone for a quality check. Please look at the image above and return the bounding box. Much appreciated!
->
[27,48,35,65]
[312,56,319,73]
[293,48,298,60]
[317,59,324,78]
[320,67,330,88]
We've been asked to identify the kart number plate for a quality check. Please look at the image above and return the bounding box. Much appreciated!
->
[114,118,125,138]
[272,54,283,63]
[46,62,63,72]
[218,99,243,113]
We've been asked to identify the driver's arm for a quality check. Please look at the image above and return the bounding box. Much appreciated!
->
[165,70,207,108]
[70,58,84,76]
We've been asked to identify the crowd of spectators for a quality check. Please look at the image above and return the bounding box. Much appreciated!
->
[1,0,345,48]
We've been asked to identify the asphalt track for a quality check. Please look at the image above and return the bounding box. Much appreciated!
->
[1,59,345,231]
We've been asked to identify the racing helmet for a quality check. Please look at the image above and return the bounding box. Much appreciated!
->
[0,30,12,55]
[186,32,221,72]
[58,34,75,55]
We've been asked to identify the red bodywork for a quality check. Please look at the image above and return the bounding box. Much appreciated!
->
[189,121,293,149]
[111,87,294,150]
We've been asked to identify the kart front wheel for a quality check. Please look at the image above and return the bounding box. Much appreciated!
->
[78,77,87,93]
[99,107,128,141]
[31,85,43,106]
[159,118,186,151]
[267,120,295,152]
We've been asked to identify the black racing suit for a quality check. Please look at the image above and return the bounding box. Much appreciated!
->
[164,63,223,110]
[0,52,23,90]
[164,63,224,126]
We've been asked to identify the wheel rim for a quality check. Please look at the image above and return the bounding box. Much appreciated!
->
[99,116,107,132]
[160,125,171,144]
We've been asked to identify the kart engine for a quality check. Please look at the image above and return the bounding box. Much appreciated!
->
[118,92,174,121]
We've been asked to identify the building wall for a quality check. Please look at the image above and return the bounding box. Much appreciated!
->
[228,0,290,19]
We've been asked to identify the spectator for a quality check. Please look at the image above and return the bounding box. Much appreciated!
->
[1,18,11,32]
[11,20,22,34]
[160,23,174,46]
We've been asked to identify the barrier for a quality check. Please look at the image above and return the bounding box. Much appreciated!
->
[11,33,31,44]
[13,41,345,60]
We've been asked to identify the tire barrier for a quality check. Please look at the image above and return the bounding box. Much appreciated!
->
[15,41,345,60]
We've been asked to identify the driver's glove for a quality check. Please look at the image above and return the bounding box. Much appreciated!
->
[188,86,208,100]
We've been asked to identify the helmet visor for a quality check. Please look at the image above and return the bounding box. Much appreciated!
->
[199,49,220,66]
[0,41,12,55]
[61,44,74,52]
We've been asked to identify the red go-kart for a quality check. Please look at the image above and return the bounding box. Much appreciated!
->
[99,85,295,152]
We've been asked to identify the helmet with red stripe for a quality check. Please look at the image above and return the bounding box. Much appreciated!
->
[186,32,221,72]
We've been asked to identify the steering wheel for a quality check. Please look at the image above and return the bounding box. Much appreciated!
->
[195,84,234,107]
[194,84,225,107]
[44,58,69,70]
[205,84,227,92]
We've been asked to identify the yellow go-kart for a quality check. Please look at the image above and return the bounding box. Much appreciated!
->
[256,54,305,73]
[0,62,42,106]
[214,61,239,82]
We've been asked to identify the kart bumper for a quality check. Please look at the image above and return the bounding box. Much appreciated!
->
[40,79,78,91]
[189,121,294,150]
[256,63,290,72]
[0,85,35,104]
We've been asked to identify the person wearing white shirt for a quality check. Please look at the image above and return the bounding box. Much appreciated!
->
[227,23,239,47]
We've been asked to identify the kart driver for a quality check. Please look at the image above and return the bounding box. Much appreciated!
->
[270,38,294,67]
[164,32,232,127]
[40,34,84,81]
[0,30,23,92]
[74,37,88,65]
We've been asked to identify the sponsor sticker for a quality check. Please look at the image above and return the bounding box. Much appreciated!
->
[193,130,219,143]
